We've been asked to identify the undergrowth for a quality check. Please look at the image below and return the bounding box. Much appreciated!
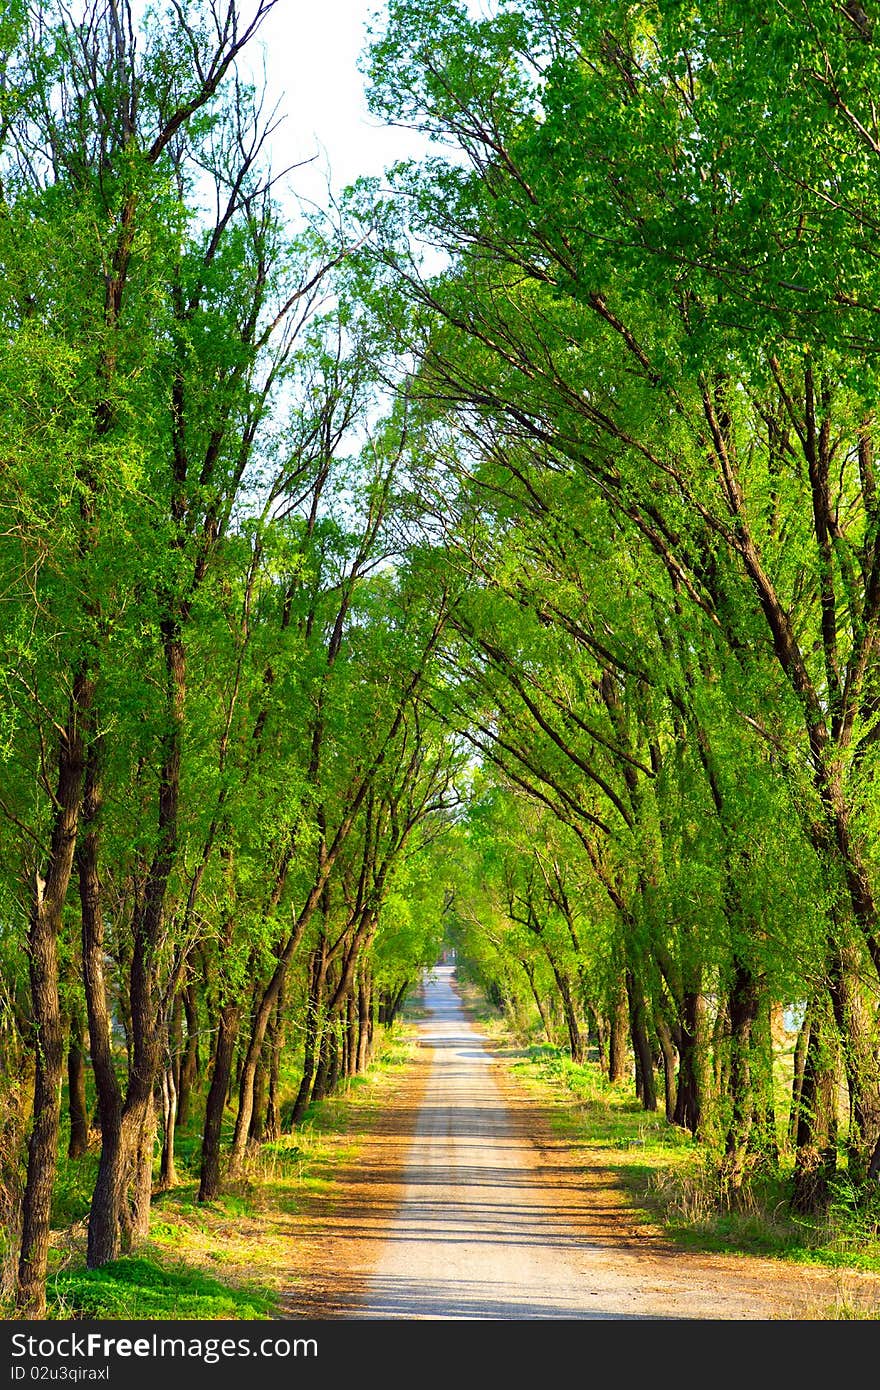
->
[502,1039,880,1290]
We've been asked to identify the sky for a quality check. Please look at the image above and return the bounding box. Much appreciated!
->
[237,0,433,213]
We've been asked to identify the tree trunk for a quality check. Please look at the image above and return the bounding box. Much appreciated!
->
[290,945,326,1128]
[723,960,761,1185]
[521,958,553,1044]
[159,1064,177,1189]
[67,1017,90,1160]
[78,732,128,1267]
[264,987,285,1141]
[749,1003,780,1166]
[380,980,410,1026]
[17,935,65,1317]
[344,988,357,1078]
[792,993,839,1214]
[87,1090,153,1265]
[177,979,199,1128]
[626,969,657,1112]
[169,992,183,1107]
[87,1117,134,1266]
[655,1012,678,1122]
[672,988,705,1135]
[198,1001,240,1202]
[713,998,730,1097]
[827,943,880,1185]
[248,1060,267,1144]
[608,975,629,1083]
[131,1090,156,1239]
[586,1002,608,1072]
[16,677,89,1316]
[356,973,372,1072]
[788,1006,811,1148]
[311,1023,334,1104]
[229,895,320,1169]
[326,1024,341,1097]
[553,962,586,1063]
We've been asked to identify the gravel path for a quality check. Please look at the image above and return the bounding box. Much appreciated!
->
[281,966,880,1320]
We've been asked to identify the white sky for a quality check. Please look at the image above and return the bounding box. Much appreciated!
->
[239,0,433,212]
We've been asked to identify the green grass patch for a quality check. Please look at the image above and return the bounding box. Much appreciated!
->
[48,1256,275,1320]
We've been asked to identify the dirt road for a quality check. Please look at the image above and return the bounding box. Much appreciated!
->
[281,966,880,1319]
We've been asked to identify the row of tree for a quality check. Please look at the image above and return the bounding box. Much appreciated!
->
[360,0,880,1209]
[0,1,457,1317]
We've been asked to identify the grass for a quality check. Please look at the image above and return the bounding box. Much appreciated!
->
[28,1023,419,1321]
[48,1257,275,1321]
